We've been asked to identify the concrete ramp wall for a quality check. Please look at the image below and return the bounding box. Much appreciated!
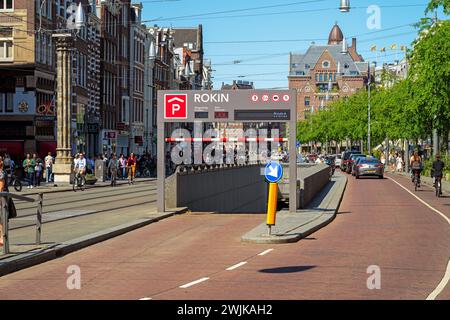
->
[166,165,267,213]
[166,163,331,213]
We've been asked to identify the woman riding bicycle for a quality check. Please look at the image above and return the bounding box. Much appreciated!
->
[410,151,423,187]
[74,153,87,185]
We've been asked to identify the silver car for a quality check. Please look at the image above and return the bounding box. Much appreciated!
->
[355,158,384,179]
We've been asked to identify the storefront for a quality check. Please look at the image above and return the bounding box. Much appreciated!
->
[100,130,118,156]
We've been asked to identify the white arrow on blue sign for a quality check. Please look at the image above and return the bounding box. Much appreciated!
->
[264,162,283,183]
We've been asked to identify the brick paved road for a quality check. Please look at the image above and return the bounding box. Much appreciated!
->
[0,172,448,300]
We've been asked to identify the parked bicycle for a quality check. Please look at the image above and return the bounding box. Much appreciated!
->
[8,173,22,192]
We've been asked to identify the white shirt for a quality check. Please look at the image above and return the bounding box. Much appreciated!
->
[74,158,87,169]
[45,155,53,168]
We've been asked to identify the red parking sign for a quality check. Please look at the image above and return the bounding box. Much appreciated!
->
[164,94,188,119]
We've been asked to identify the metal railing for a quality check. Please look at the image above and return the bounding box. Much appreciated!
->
[0,192,43,255]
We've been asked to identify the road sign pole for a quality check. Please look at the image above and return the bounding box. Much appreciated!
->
[266,182,278,230]
[289,110,297,213]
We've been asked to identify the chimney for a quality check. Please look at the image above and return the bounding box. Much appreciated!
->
[197,24,203,52]
[341,37,348,53]
[352,38,357,51]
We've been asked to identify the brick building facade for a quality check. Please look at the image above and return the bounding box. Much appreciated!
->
[288,23,369,121]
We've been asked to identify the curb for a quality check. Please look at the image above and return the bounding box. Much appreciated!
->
[0,207,187,277]
[241,173,348,244]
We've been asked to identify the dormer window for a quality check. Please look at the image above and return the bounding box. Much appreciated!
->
[344,63,349,69]
[305,64,310,69]
[322,60,330,68]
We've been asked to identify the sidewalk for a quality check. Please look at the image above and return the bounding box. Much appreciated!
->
[10,177,156,196]
[0,202,187,276]
[242,172,347,244]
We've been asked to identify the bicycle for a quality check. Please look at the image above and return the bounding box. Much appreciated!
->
[412,169,421,191]
[8,173,22,192]
[73,171,86,192]
[434,176,442,198]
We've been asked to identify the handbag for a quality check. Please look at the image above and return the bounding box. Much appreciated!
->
[7,197,17,219]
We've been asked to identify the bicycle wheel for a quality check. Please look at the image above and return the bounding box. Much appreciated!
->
[14,179,22,192]
[414,177,418,191]
[73,177,78,192]
[80,176,86,191]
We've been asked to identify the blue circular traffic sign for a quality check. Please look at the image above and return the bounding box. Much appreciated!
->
[264,162,283,183]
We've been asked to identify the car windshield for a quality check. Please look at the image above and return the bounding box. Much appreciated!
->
[361,159,381,164]
[350,154,364,160]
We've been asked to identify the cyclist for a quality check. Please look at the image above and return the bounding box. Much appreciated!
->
[410,151,423,186]
[431,154,445,196]
[74,153,87,185]
[126,153,137,184]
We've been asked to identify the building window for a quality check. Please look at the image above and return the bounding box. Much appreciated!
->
[0,0,13,11]
[0,26,13,61]
[319,73,323,82]
[0,92,14,112]
[0,39,13,61]
[322,60,330,68]
[304,96,310,107]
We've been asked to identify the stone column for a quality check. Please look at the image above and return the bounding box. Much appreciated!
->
[52,33,75,184]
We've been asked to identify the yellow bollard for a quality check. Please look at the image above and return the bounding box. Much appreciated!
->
[266,183,278,226]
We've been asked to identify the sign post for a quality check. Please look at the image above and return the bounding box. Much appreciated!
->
[157,90,297,213]
[264,162,283,235]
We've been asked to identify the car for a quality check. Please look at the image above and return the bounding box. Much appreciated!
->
[346,154,365,174]
[351,156,367,176]
[334,154,342,168]
[354,158,384,179]
[341,150,360,172]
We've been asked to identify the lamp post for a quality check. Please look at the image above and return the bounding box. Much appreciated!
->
[339,0,350,12]
[367,61,372,155]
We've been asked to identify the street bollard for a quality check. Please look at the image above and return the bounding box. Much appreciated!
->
[266,183,278,235]
[36,193,43,245]
[1,196,10,255]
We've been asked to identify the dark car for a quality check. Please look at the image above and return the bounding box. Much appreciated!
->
[341,150,360,172]
[354,158,384,179]
[346,154,365,174]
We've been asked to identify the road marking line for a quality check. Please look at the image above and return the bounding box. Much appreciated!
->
[179,277,210,289]
[387,176,450,300]
[139,297,152,300]
[226,262,247,271]
[387,177,450,225]
[427,259,450,300]
[258,249,274,256]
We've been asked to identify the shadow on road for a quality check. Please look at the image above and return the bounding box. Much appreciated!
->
[259,266,316,273]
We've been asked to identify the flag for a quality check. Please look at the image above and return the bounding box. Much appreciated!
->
[380,47,386,53]
[390,44,397,50]
[370,45,377,52]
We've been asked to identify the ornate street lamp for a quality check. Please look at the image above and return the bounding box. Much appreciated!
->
[339,0,350,13]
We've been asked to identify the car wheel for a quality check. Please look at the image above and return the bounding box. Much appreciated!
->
[355,175,359,179]
[379,175,384,179]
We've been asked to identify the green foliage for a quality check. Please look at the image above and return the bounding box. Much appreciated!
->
[298,1,449,151]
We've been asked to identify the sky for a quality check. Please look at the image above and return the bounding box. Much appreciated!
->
[140,0,444,90]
